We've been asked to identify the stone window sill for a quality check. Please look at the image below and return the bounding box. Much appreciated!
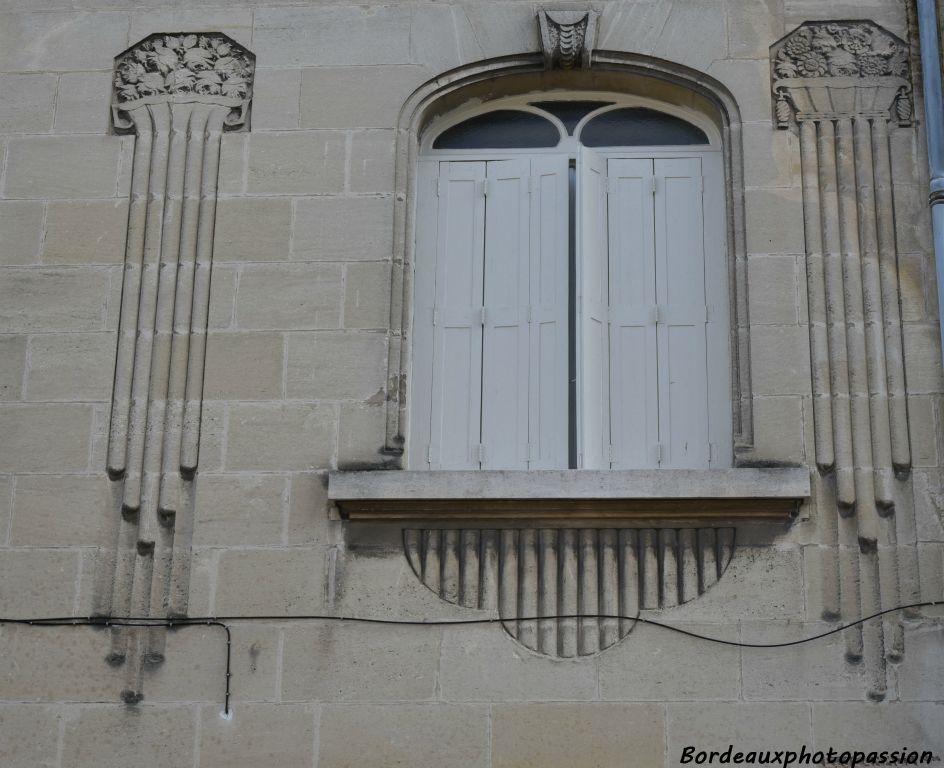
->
[327,468,810,525]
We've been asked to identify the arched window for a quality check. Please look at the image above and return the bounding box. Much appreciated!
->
[410,95,731,470]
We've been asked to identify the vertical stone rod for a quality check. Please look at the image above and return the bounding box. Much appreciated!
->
[799,119,836,472]
[617,529,639,639]
[121,102,172,514]
[422,529,441,596]
[678,528,699,603]
[599,529,619,648]
[440,529,459,603]
[538,529,558,654]
[838,521,864,661]
[878,537,905,661]
[558,528,578,657]
[659,529,679,608]
[817,119,857,508]
[518,529,538,650]
[858,547,887,700]
[640,529,660,609]
[499,530,518,640]
[577,528,599,655]
[459,529,480,609]
[852,116,896,509]
[158,105,212,521]
[107,108,154,477]
[836,116,879,544]
[180,108,225,473]
[697,528,718,592]
[870,118,911,474]
[480,530,499,613]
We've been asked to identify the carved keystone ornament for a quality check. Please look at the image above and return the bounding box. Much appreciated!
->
[537,9,599,70]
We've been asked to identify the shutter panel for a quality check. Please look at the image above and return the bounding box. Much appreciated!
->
[410,160,440,467]
[429,161,486,469]
[481,159,531,469]
[606,158,659,469]
[576,147,610,469]
[528,155,569,469]
[654,157,710,468]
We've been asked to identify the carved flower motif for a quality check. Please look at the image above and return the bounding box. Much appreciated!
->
[796,51,828,77]
[783,32,812,58]
[858,54,887,77]
[826,49,859,76]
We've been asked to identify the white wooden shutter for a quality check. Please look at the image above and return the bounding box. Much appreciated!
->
[606,158,659,469]
[576,146,610,469]
[654,157,710,468]
[528,155,569,469]
[481,159,531,469]
[428,161,486,469]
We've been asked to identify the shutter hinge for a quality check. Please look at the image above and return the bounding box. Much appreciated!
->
[473,443,485,464]
[708,442,714,463]
[432,308,439,326]
[648,176,657,195]
[650,305,662,325]
[603,177,611,195]
[527,305,533,323]
[608,444,618,463]
[435,178,444,197]
[651,443,664,465]
[479,306,487,326]
[529,176,538,195]
[427,444,433,464]
[700,175,705,194]
[482,179,491,197]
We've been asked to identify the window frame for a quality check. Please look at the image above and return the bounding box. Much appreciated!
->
[407,94,731,472]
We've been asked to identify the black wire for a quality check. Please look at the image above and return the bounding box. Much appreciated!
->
[1,600,938,715]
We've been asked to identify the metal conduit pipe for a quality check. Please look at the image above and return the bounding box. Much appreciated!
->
[917,0,944,364]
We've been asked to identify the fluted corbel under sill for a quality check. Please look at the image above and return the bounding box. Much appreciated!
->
[328,468,810,524]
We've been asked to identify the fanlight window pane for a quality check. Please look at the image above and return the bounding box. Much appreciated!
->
[529,101,614,135]
[433,110,561,149]
[580,107,709,147]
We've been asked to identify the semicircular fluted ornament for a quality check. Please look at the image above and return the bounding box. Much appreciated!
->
[403,526,734,657]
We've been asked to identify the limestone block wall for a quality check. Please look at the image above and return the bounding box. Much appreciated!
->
[0,1,942,766]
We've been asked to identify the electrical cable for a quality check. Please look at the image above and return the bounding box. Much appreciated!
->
[1,600,939,715]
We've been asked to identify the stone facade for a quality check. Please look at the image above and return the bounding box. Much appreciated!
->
[0,1,942,767]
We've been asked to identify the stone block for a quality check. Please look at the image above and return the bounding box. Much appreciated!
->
[208,264,237,331]
[811,702,944,755]
[750,325,811,396]
[281,622,440,702]
[893,184,932,256]
[10,475,110,547]
[3,137,121,199]
[25,332,115,401]
[908,396,939,468]
[491,703,664,768]
[745,187,805,254]
[597,2,672,54]
[0,404,92,472]
[54,71,112,134]
[337,402,386,467]
[200,703,317,768]
[0,336,26,401]
[287,472,331,545]
[253,6,412,67]
[214,548,325,615]
[193,474,287,547]
[292,196,393,261]
[742,121,800,189]
[0,12,129,72]
[913,469,944,542]
[250,68,301,131]
[667,703,811,760]
[217,133,247,196]
[0,704,59,768]
[0,202,43,265]
[741,620,870,700]
[658,545,804,622]
[0,476,10,545]
[897,623,944,701]
[725,0,785,59]
[42,200,128,265]
[128,8,254,50]
[784,0,907,39]
[646,0,728,72]
[214,197,292,262]
[903,324,944,395]
[0,74,57,133]
[203,332,284,401]
[343,261,391,330]
[751,396,806,463]
[897,253,929,324]
[147,623,282,704]
[409,4,485,72]
[461,3,542,59]
[349,130,396,193]
[318,704,488,768]
[0,625,122,701]
[0,268,108,332]
[235,264,342,331]
[285,331,386,400]
[748,254,799,325]
[299,66,427,129]
[246,132,345,195]
[599,621,740,701]
[0,549,79,616]
[226,402,336,471]
[439,625,597,702]
[61,705,196,767]
[194,400,225,474]
[707,59,776,123]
